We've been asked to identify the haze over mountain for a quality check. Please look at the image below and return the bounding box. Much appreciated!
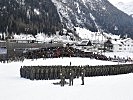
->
[0,0,133,38]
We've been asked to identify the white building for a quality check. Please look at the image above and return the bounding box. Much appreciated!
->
[105,38,133,52]
[76,40,93,50]
[119,38,133,52]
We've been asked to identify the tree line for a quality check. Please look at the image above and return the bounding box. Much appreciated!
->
[0,0,62,38]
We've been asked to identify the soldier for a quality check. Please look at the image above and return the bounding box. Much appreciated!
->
[23,66,26,78]
[49,67,53,80]
[60,71,65,87]
[76,66,81,78]
[81,67,85,85]
[70,62,71,66]
[45,67,49,80]
[53,67,57,80]
[20,66,23,77]
[40,67,44,80]
[69,69,74,86]
[30,67,35,80]
[35,67,40,80]
[26,66,30,79]
[56,66,60,79]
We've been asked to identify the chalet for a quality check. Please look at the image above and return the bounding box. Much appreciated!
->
[104,38,133,52]
[120,38,133,52]
[77,40,93,49]
[104,39,113,52]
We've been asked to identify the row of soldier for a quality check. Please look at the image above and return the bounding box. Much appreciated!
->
[23,46,108,61]
[20,64,133,81]
[20,65,85,80]
[1,46,133,64]
[3,46,130,64]
[0,55,25,63]
[1,46,108,63]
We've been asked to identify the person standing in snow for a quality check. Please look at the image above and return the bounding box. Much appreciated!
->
[81,67,85,85]
[20,66,23,77]
[60,71,65,87]
[69,69,74,86]
[45,67,49,80]
[40,67,44,80]
[30,67,35,80]
[70,62,71,66]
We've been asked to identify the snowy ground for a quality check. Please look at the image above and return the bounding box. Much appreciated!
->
[0,56,133,100]
[104,52,133,60]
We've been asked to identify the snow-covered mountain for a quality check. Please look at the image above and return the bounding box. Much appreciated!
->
[52,0,133,37]
[0,0,133,38]
[115,2,133,17]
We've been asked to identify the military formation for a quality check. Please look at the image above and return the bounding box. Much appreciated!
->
[20,64,133,86]
[1,45,132,64]
[23,46,108,61]
[0,46,109,63]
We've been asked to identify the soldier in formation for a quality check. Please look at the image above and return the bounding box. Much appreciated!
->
[21,46,109,61]
[69,69,74,86]
[20,64,133,86]
[81,67,85,85]
[60,71,65,87]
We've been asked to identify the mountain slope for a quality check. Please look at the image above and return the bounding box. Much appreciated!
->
[52,0,133,37]
[0,0,62,36]
[0,0,133,38]
[115,2,133,17]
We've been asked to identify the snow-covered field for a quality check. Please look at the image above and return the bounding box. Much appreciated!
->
[105,52,133,59]
[0,56,133,100]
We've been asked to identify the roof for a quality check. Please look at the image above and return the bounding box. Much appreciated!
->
[109,38,133,45]
[121,38,133,43]
[111,40,122,45]
[78,40,92,46]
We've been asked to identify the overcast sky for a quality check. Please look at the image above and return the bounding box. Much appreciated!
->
[108,0,133,4]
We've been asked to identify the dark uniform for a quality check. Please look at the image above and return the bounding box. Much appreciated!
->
[35,68,40,80]
[69,69,74,86]
[60,71,65,87]
[70,62,71,66]
[45,67,49,80]
[20,66,23,77]
[30,68,35,80]
[81,67,85,85]
[40,68,44,80]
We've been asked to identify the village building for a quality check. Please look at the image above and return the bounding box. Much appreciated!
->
[77,40,93,50]
[104,39,113,52]
[104,38,133,52]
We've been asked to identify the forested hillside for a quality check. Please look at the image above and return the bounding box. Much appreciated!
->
[0,0,133,38]
[0,0,62,36]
